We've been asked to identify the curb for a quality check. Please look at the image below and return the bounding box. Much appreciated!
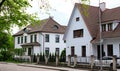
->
[18,64,68,71]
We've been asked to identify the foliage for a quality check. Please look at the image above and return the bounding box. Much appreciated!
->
[39,53,45,62]
[0,50,13,61]
[14,48,24,56]
[0,31,14,50]
[0,0,39,32]
[59,49,66,62]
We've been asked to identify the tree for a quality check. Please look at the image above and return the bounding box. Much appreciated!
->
[0,31,13,50]
[0,0,39,32]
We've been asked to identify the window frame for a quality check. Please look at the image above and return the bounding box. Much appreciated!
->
[21,36,23,43]
[73,29,83,38]
[55,35,60,43]
[24,36,27,43]
[34,34,37,42]
[45,34,49,42]
[108,23,113,31]
[17,37,20,44]
[76,17,80,22]
[30,35,33,43]
[102,24,106,32]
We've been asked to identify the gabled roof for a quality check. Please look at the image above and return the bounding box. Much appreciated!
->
[13,17,66,36]
[64,3,120,42]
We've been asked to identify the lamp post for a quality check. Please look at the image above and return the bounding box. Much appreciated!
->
[99,0,103,70]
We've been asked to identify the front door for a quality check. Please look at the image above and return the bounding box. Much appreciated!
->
[97,45,104,59]
[71,46,75,56]
[107,44,113,56]
[28,48,32,56]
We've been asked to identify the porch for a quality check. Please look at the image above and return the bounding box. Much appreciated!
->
[21,42,41,56]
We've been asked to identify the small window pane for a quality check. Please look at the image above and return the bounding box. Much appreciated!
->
[24,36,27,43]
[76,17,80,21]
[34,34,37,42]
[30,35,33,43]
[108,23,113,31]
[55,35,59,43]
[45,34,49,42]
[102,24,106,32]
[17,37,20,44]
[21,36,23,43]
[73,29,83,38]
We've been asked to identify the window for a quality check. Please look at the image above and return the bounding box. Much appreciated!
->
[24,36,27,43]
[107,44,113,56]
[34,34,37,42]
[45,34,49,42]
[52,25,58,30]
[30,35,33,43]
[73,29,83,38]
[45,47,49,55]
[108,23,113,31]
[64,40,66,43]
[55,48,59,55]
[21,36,23,43]
[71,46,75,56]
[76,17,80,21]
[82,46,86,57]
[17,37,20,44]
[55,35,59,43]
[102,24,106,32]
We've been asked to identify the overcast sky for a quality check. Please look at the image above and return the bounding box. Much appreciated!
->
[13,0,120,34]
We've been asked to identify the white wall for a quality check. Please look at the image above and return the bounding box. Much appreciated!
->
[41,32,66,55]
[93,37,120,58]
[65,7,92,58]
[14,32,66,55]
[14,33,40,49]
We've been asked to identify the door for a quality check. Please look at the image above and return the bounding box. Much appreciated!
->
[82,46,86,57]
[97,45,104,59]
[28,48,31,56]
[107,44,113,56]
[71,46,75,56]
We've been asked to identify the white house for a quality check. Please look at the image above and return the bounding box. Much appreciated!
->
[13,17,66,56]
[63,3,120,63]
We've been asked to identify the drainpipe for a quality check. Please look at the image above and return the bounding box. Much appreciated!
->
[99,0,103,70]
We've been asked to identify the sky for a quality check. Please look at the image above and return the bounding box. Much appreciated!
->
[13,0,120,34]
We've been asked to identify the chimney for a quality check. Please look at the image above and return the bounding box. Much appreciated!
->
[100,2,106,11]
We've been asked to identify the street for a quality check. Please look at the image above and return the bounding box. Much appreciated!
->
[1,62,120,71]
[0,63,87,71]
[0,63,57,71]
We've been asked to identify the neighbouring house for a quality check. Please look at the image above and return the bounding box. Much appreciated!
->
[63,3,120,63]
[13,17,66,56]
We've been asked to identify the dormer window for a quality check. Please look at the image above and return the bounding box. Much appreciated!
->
[52,25,58,30]
[108,23,113,31]
[76,17,80,22]
[102,24,106,32]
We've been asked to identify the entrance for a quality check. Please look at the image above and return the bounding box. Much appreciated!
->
[28,48,32,56]
[97,45,105,59]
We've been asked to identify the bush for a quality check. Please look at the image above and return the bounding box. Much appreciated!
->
[0,51,13,61]
[59,49,66,62]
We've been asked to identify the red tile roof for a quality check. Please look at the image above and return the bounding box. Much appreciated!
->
[13,17,66,36]
[75,3,120,43]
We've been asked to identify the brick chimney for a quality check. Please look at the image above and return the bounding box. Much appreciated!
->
[100,2,106,12]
